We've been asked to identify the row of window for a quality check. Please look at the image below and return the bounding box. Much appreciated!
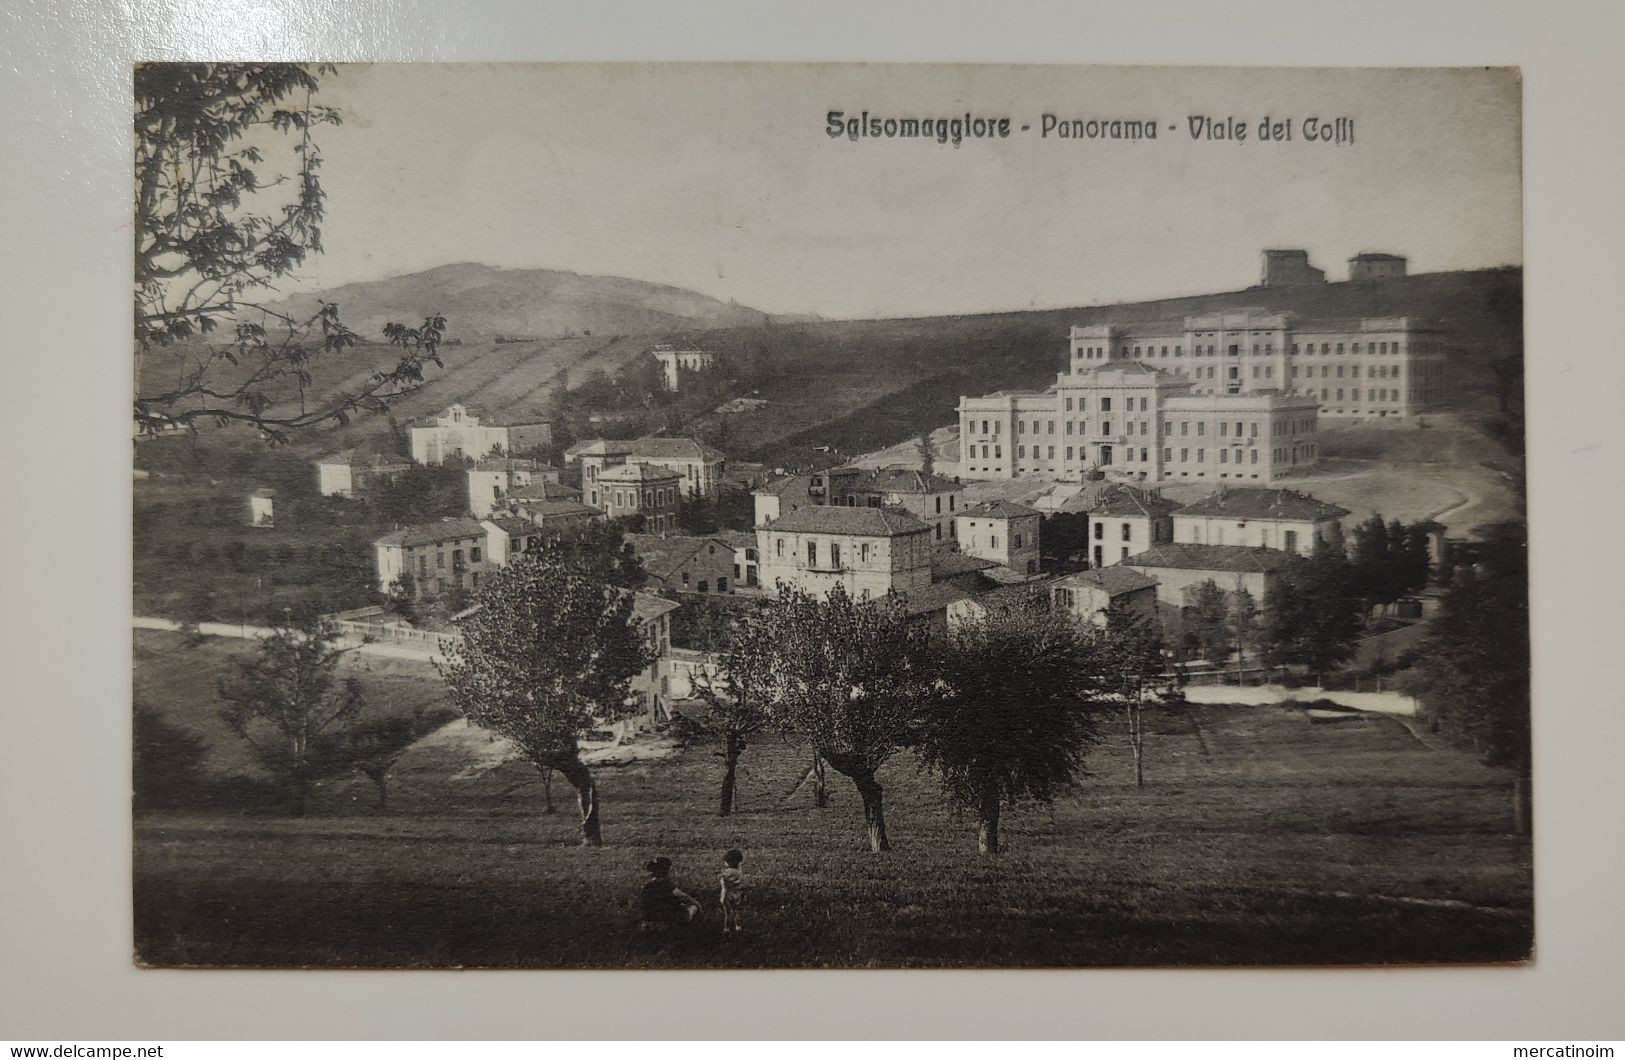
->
[1079,338,1431,360]
[610,487,676,510]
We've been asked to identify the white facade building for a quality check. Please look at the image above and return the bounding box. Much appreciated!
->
[651,344,717,391]
[756,505,934,600]
[1170,487,1348,555]
[410,404,552,466]
[960,358,1321,486]
[1068,309,1447,419]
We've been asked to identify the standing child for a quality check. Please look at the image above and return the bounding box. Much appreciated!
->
[718,848,745,934]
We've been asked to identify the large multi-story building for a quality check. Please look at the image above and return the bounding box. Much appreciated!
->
[756,505,934,600]
[409,404,552,466]
[1068,309,1447,418]
[597,462,681,532]
[569,436,727,504]
[959,359,1321,486]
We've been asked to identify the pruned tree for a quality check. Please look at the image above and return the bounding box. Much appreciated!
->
[689,606,774,816]
[134,63,443,441]
[217,614,363,815]
[747,586,933,852]
[437,544,653,845]
[920,601,1113,853]
[1104,599,1167,786]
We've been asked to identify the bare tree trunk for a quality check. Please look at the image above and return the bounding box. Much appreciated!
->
[976,784,1002,855]
[552,755,603,846]
[719,732,743,817]
[1512,758,1531,836]
[541,767,556,814]
[1130,695,1145,788]
[812,754,829,808]
[853,772,889,853]
[365,768,389,810]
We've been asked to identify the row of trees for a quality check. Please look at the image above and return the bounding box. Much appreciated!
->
[436,538,1164,854]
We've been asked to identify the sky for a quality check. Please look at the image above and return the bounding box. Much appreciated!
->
[270,63,1522,319]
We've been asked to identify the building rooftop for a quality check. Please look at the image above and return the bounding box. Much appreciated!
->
[630,592,681,625]
[753,474,811,498]
[511,497,604,521]
[483,515,536,536]
[1174,487,1349,522]
[470,456,554,473]
[1349,252,1407,261]
[1053,566,1158,595]
[900,582,977,617]
[318,445,410,470]
[931,552,1000,579]
[761,504,930,538]
[1088,485,1184,519]
[1122,543,1296,574]
[624,534,732,582]
[858,467,963,495]
[568,436,726,463]
[599,461,683,484]
[959,499,1043,520]
[375,517,487,548]
[505,480,582,502]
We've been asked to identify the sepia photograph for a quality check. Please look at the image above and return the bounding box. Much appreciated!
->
[129,62,1529,970]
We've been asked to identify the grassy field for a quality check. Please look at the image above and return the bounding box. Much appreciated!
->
[132,632,1532,969]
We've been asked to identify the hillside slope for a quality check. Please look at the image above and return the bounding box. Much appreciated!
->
[273,262,774,340]
[152,266,1519,467]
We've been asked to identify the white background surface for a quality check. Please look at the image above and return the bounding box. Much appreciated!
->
[1,0,1622,1041]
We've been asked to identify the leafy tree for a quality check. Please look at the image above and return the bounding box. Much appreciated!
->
[747,586,934,852]
[1411,523,1530,832]
[134,63,442,440]
[176,585,216,644]
[916,429,936,475]
[689,605,774,816]
[920,602,1113,853]
[217,614,362,815]
[342,705,459,809]
[133,707,211,810]
[1181,579,1232,663]
[1262,534,1361,684]
[437,544,653,845]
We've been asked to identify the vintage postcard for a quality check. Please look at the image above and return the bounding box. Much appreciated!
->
[132,62,1528,968]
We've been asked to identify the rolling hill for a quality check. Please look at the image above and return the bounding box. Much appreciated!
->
[272,262,776,340]
[146,264,1520,467]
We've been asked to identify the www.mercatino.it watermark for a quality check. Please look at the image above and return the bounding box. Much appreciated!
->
[1512,1048,1615,1058]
